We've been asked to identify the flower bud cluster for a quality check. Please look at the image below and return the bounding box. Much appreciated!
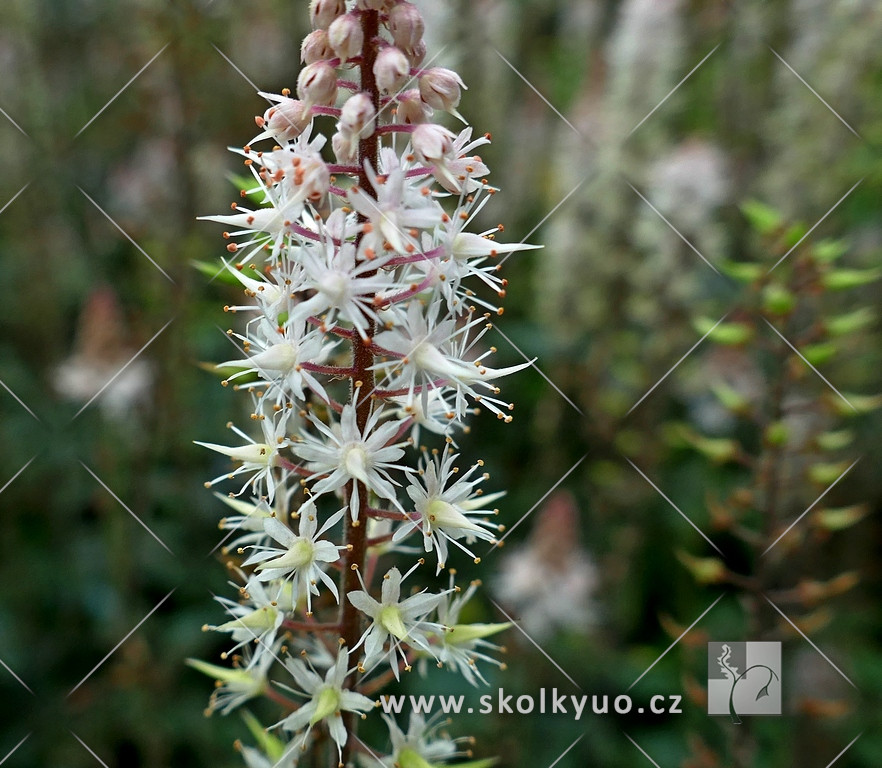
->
[193,3,538,766]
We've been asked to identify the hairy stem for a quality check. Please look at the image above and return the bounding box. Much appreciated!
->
[339,9,381,766]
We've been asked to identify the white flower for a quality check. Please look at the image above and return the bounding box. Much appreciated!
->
[293,404,411,520]
[196,411,290,500]
[206,577,286,656]
[279,647,374,761]
[346,566,447,676]
[243,502,346,615]
[419,127,491,194]
[187,641,279,715]
[372,300,532,420]
[252,92,313,144]
[346,148,443,256]
[217,318,336,406]
[198,204,294,266]
[430,577,509,686]
[217,260,293,326]
[395,449,503,571]
[290,236,398,341]
[215,493,276,553]
[370,712,465,768]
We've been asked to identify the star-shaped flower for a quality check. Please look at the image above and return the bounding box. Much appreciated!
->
[346,566,447,677]
[243,501,346,615]
[278,647,374,764]
[293,404,411,520]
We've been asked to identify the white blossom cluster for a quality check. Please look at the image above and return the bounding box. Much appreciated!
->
[191,2,536,766]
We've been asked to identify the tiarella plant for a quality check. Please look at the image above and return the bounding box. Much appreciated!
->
[191,2,536,766]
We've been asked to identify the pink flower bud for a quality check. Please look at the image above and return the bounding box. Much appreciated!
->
[388,2,425,51]
[411,123,456,166]
[309,0,345,30]
[395,89,432,124]
[259,97,313,142]
[419,67,466,112]
[328,13,364,62]
[301,30,334,64]
[404,40,427,68]
[332,130,357,164]
[339,93,376,137]
[297,61,339,108]
[373,46,410,94]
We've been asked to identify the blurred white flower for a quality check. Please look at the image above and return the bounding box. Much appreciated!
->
[493,491,597,641]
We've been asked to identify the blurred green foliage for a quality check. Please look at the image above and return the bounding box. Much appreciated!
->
[0,1,881,767]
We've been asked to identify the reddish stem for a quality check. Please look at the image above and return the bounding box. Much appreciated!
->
[340,10,382,765]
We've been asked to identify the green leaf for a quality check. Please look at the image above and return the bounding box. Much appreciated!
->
[812,505,869,531]
[676,551,727,584]
[762,285,796,315]
[821,268,882,291]
[741,200,783,235]
[720,260,764,283]
[711,382,751,414]
[765,421,789,447]
[192,260,242,285]
[666,423,739,463]
[802,342,837,366]
[227,172,269,205]
[782,223,808,248]
[812,238,849,263]
[826,307,876,336]
[692,317,754,345]
[808,461,850,486]
[815,430,854,451]
[755,683,771,700]
[827,392,882,415]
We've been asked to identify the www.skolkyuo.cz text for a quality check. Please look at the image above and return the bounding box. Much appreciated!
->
[379,689,683,720]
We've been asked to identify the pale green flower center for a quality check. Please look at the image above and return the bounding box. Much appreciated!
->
[252,342,297,372]
[218,606,279,633]
[258,538,315,572]
[319,271,350,305]
[311,686,341,724]
[424,498,481,532]
[343,445,371,484]
[398,748,434,768]
[378,605,409,640]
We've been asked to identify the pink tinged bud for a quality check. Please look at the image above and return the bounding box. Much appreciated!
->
[297,61,339,108]
[419,67,466,112]
[301,30,334,64]
[405,40,427,68]
[328,13,364,62]
[355,0,385,9]
[395,89,432,124]
[411,123,456,166]
[309,0,346,30]
[373,46,410,94]
[388,2,425,51]
[332,130,357,164]
[262,98,312,142]
[339,92,376,137]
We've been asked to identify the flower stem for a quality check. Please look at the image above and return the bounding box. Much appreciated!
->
[340,9,381,765]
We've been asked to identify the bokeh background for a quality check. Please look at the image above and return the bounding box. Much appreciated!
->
[1,1,881,766]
